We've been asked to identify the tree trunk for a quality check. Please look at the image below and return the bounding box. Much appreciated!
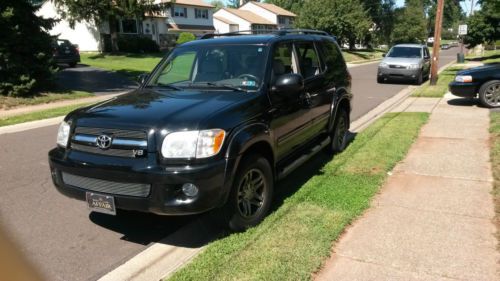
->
[348,37,356,50]
[109,15,119,53]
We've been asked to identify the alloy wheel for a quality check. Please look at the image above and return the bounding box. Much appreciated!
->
[236,168,266,218]
[483,83,500,107]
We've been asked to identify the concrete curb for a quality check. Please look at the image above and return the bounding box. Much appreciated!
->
[0,116,64,135]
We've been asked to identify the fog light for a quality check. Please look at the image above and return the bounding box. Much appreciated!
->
[182,183,198,197]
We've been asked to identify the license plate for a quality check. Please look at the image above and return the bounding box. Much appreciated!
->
[86,192,116,215]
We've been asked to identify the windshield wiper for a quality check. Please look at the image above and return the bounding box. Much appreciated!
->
[205,82,248,93]
[149,82,182,91]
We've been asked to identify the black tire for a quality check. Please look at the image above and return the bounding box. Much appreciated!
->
[222,155,274,232]
[69,62,77,67]
[478,80,500,108]
[414,70,423,85]
[329,108,349,153]
[377,76,384,84]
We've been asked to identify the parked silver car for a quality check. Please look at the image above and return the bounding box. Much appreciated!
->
[377,44,431,85]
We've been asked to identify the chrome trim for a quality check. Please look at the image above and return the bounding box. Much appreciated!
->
[73,135,97,143]
[62,172,151,197]
[112,138,147,147]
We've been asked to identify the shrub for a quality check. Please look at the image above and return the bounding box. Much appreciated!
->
[117,35,159,53]
[0,0,56,97]
[176,32,196,45]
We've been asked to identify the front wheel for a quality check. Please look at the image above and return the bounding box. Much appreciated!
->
[329,108,349,153]
[224,155,274,232]
[414,71,423,85]
[478,80,500,108]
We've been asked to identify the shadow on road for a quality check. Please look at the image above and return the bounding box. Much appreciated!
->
[447,97,479,107]
[56,64,137,95]
[89,132,357,248]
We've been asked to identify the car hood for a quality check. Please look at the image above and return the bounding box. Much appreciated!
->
[68,88,262,131]
[457,63,500,75]
[381,57,422,66]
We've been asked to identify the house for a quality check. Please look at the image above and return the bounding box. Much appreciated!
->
[36,0,215,52]
[213,1,296,34]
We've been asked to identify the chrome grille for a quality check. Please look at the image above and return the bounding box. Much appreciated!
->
[62,172,151,197]
[74,127,146,139]
[70,126,147,158]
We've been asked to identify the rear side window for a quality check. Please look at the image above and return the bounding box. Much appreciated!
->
[295,42,322,79]
[319,40,345,72]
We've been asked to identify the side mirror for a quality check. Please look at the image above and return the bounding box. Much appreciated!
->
[137,73,149,86]
[272,73,304,94]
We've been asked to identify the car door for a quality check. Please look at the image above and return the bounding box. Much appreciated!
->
[423,47,431,76]
[294,41,331,137]
[268,41,314,161]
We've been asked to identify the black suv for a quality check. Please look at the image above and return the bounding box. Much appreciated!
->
[49,30,352,231]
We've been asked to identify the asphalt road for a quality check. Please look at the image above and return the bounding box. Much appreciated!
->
[0,48,458,281]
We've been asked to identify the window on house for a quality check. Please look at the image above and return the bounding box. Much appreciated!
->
[121,19,138,34]
[278,16,286,25]
[289,17,294,25]
[173,6,188,17]
[195,9,208,19]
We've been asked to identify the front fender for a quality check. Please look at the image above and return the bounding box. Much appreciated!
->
[218,123,273,207]
[328,89,352,132]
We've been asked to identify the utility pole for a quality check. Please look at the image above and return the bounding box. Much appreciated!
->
[430,0,445,86]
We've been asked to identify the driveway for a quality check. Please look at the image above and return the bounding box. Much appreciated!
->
[56,65,137,95]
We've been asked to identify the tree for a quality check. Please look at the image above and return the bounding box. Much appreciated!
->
[210,0,225,11]
[53,0,168,52]
[297,0,372,49]
[464,0,500,47]
[359,0,396,46]
[427,0,464,36]
[0,0,56,97]
[391,0,427,44]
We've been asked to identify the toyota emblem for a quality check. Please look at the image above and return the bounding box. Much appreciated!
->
[96,135,113,150]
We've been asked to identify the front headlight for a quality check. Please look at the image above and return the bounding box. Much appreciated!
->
[56,121,71,148]
[379,62,388,68]
[455,75,473,83]
[161,129,226,159]
[408,64,420,69]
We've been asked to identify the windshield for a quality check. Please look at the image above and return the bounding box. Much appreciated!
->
[148,44,269,91]
[387,47,422,58]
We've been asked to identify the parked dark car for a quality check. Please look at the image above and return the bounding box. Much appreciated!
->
[52,39,80,67]
[449,64,500,108]
[48,30,352,231]
[377,44,431,85]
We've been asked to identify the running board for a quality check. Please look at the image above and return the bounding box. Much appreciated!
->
[278,137,331,180]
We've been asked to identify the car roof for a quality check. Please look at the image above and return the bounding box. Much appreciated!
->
[180,33,334,47]
[393,44,425,48]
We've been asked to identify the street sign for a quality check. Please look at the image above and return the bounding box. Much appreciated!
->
[458,24,468,35]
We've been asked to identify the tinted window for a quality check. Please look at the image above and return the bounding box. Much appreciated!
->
[387,47,422,58]
[295,42,321,79]
[149,45,268,90]
[272,42,295,77]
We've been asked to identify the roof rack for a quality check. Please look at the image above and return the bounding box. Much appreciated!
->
[200,29,332,40]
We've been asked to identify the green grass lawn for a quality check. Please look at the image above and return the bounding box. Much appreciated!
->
[490,111,500,244]
[167,112,429,281]
[80,52,164,79]
[342,49,386,63]
[0,90,93,110]
[467,49,500,64]
[411,66,465,98]
[0,103,91,127]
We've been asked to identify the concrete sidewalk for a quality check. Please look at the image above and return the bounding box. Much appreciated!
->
[316,94,499,280]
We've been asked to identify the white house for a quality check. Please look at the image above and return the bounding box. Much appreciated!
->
[239,1,296,30]
[36,0,215,52]
[213,1,296,34]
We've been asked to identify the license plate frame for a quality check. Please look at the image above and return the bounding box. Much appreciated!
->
[86,192,116,215]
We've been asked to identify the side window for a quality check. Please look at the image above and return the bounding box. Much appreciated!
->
[157,52,196,84]
[424,48,430,58]
[320,41,345,72]
[295,42,321,79]
[272,42,296,79]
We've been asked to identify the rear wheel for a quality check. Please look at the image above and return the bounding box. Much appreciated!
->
[222,155,274,232]
[478,80,500,108]
[329,108,349,153]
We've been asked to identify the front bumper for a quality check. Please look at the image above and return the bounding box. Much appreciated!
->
[448,81,480,98]
[378,67,420,80]
[48,148,230,215]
